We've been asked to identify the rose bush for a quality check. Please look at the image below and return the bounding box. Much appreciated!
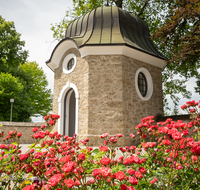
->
[0,101,199,189]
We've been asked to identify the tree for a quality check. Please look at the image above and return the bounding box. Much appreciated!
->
[20,62,52,119]
[0,15,28,72]
[0,73,24,121]
[0,16,52,121]
[195,79,200,94]
[51,0,200,113]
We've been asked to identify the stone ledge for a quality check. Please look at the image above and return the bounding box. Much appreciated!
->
[0,122,46,127]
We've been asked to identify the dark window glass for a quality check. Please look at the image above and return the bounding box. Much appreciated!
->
[67,58,74,70]
[138,72,147,97]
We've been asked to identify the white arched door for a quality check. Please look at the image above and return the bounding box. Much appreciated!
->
[63,89,76,137]
[58,82,79,136]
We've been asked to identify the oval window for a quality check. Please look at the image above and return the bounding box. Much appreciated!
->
[67,58,75,70]
[63,54,77,74]
[138,72,147,97]
[135,68,153,101]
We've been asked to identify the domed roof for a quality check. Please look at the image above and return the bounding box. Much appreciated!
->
[65,6,165,59]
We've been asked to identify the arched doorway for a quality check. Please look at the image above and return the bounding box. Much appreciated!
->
[58,82,79,136]
[63,89,76,136]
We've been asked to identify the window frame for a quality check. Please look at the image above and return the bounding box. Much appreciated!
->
[135,67,153,101]
[63,54,77,74]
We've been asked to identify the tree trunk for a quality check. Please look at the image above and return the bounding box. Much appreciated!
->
[115,0,123,8]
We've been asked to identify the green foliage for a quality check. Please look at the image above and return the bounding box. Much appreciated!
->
[0,15,28,71]
[19,62,52,118]
[0,73,24,121]
[195,79,200,94]
[0,16,52,121]
[50,0,200,114]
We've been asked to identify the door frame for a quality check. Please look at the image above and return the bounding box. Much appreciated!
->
[58,82,79,136]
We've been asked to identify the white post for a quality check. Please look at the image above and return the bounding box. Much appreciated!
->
[10,99,14,122]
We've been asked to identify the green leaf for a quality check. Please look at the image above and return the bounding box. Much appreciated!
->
[111,164,127,174]
[92,148,99,154]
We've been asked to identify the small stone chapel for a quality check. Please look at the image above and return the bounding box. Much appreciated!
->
[46,6,166,146]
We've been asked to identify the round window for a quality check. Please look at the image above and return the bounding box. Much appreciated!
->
[135,68,153,101]
[63,54,77,74]
[67,58,75,70]
[138,72,147,97]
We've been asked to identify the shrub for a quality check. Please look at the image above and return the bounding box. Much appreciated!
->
[0,101,200,189]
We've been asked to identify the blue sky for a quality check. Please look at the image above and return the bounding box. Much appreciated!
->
[0,0,199,121]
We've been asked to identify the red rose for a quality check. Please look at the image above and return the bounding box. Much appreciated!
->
[78,153,85,161]
[127,186,135,190]
[44,116,49,120]
[19,153,29,161]
[100,157,111,165]
[49,120,55,125]
[23,185,34,190]
[34,152,43,159]
[150,180,155,184]
[123,157,131,165]
[128,169,135,175]
[48,174,62,187]
[135,171,143,179]
[59,155,71,163]
[8,131,14,135]
[99,145,108,152]
[138,167,146,174]
[92,169,100,177]
[154,178,158,182]
[32,127,38,133]
[17,133,22,137]
[75,179,81,186]
[172,132,182,140]
[120,184,127,190]
[64,178,74,188]
[62,161,76,173]
[41,125,45,129]
[115,171,125,181]
[129,176,138,185]
[162,139,171,146]
[116,133,123,137]
[99,167,111,177]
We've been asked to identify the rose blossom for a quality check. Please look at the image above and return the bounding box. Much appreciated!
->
[19,153,29,161]
[100,157,111,165]
[64,178,74,188]
[135,171,143,179]
[127,186,135,190]
[129,176,138,185]
[150,180,155,184]
[115,171,125,181]
[139,167,146,174]
[23,185,34,190]
[48,174,62,186]
[62,161,76,173]
[120,184,127,190]
[17,133,22,137]
[99,145,108,152]
[78,153,85,161]
[116,133,123,137]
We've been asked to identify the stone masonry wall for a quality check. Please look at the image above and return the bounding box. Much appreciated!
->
[52,48,89,138]
[86,55,124,146]
[52,51,164,147]
[83,55,164,146]
[122,56,164,146]
[0,122,46,144]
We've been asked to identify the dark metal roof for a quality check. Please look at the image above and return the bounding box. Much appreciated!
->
[65,6,165,59]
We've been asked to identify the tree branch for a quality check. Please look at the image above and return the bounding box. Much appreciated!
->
[138,0,149,17]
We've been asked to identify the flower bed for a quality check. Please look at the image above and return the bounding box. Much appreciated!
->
[0,101,200,190]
